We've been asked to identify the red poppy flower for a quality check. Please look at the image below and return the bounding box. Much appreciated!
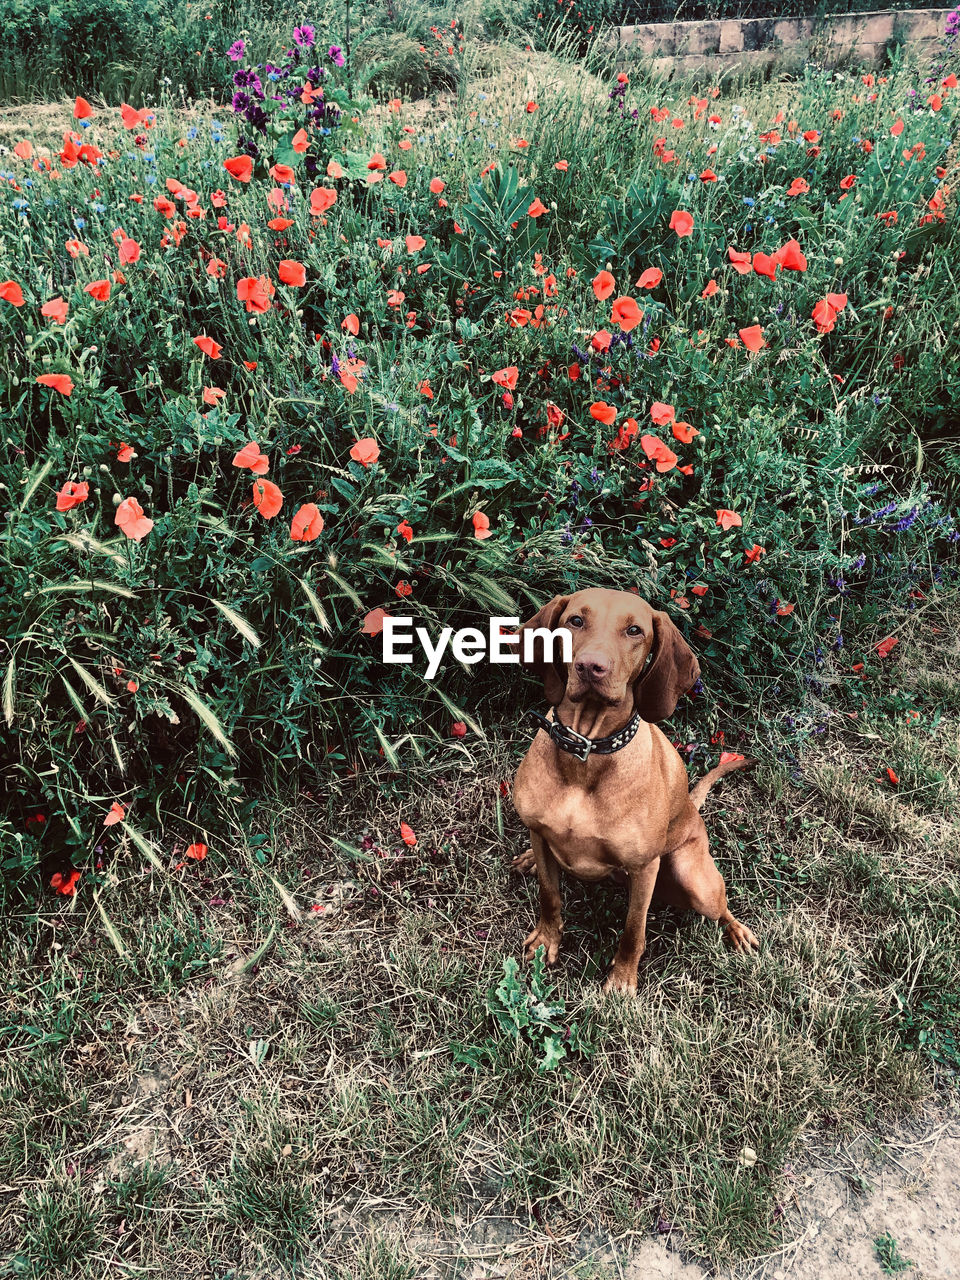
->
[752,252,778,280]
[388,170,407,187]
[716,509,742,531]
[728,248,752,275]
[36,373,74,396]
[290,503,324,541]
[701,279,719,298]
[812,299,839,333]
[367,152,387,170]
[342,313,360,335]
[738,325,766,352]
[56,480,89,511]
[233,442,269,475]
[786,177,809,196]
[400,822,417,846]
[744,544,766,563]
[84,279,110,302]
[430,177,445,194]
[74,96,94,119]
[671,421,699,443]
[252,478,283,519]
[186,842,208,860]
[224,155,254,182]
[193,335,222,359]
[237,275,274,314]
[635,268,663,289]
[590,401,617,426]
[527,198,548,218]
[778,238,807,272]
[876,635,899,659]
[492,366,518,390]
[51,869,81,895]
[350,438,380,468]
[269,163,295,184]
[592,270,615,300]
[0,280,24,307]
[640,434,678,472]
[649,401,674,425]
[472,510,493,539]
[405,234,426,253]
[104,801,126,826]
[291,128,309,153]
[310,187,337,215]
[277,260,306,287]
[362,608,390,637]
[397,519,413,543]
[115,497,154,541]
[669,209,694,237]
[610,296,643,332]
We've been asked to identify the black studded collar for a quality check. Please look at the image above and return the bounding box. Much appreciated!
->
[527,706,642,762]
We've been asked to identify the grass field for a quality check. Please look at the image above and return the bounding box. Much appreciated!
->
[1,8,959,1275]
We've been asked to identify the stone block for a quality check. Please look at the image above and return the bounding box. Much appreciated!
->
[682,20,722,56]
[719,19,743,53]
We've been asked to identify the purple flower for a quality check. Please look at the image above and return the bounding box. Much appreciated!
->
[227,39,246,62]
[328,45,345,67]
[233,69,264,98]
[294,24,316,47]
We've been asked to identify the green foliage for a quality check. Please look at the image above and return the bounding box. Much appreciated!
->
[0,55,958,897]
[874,1231,914,1274]
[485,949,590,1070]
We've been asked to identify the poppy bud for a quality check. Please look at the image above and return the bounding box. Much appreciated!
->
[502,392,514,409]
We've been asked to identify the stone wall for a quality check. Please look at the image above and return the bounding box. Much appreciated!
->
[613,7,953,74]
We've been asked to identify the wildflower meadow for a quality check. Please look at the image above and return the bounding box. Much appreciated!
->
[0,7,959,1276]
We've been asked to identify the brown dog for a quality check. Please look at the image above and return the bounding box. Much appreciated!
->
[512,588,759,994]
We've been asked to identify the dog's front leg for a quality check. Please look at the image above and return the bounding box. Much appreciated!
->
[603,857,660,995]
[523,831,563,964]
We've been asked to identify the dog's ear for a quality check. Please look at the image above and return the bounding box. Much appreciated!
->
[633,609,700,723]
[518,595,571,706]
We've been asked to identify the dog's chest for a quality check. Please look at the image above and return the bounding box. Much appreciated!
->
[514,750,661,877]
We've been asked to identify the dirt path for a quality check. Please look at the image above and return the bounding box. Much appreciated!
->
[627,1116,960,1280]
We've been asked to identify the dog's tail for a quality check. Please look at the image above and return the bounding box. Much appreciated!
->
[689,754,756,812]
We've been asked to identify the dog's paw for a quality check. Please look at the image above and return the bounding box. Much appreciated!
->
[512,847,536,875]
[724,917,760,954]
[523,922,561,965]
[602,967,638,997]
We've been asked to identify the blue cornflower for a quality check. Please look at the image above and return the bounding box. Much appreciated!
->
[742,196,755,207]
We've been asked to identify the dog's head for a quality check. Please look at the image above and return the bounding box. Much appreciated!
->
[518,588,700,722]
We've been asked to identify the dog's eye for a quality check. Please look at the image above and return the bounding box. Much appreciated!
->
[566,615,584,628]
[626,625,644,637]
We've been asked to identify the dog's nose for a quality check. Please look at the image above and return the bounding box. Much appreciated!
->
[575,655,610,682]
